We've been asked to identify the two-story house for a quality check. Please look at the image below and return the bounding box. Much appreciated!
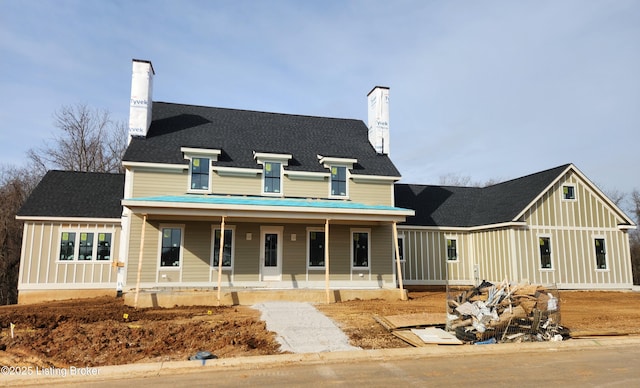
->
[16,60,414,304]
[16,59,636,305]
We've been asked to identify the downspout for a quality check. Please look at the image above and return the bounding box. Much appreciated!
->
[392,222,407,301]
[133,214,147,308]
[217,216,226,304]
[325,219,330,304]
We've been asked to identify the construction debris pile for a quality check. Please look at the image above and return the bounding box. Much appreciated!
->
[446,280,570,344]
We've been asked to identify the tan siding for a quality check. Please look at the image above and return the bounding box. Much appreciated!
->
[281,224,307,280]
[233,224,259,281]
[213,174,261,196]
[132,169,187,197]
[181,222,212,282]
[127,215,160,284]
[349,180,393,205]
[283,176,327,198]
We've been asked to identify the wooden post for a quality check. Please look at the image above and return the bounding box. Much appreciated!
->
[325,219,330,304]
[392,222,407,301]
[133,214,147,309]
[216,216,226,304]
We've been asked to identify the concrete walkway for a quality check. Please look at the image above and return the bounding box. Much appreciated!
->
[252,301,361,353]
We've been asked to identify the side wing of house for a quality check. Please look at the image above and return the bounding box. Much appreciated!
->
[510,168,634,289]
[16,171,125,303]
[396,164,635,290]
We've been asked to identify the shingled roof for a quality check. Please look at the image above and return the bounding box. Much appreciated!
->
[123,102,401,177]
[17,171,124,218]
[395,164,571,227]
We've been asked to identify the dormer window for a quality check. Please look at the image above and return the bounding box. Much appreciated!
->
[182,147,221,193]
[254,152,292,196]
[264,161,281,194]
[319,155,357,199]
[190,157,210,190]
[331,166,347,196]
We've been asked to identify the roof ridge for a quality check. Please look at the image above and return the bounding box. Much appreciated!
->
[152,101,361,122]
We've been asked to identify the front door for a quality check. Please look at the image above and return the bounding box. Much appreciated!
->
[260,226,283,281]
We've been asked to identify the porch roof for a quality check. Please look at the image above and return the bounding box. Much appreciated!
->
[122,194,414,222]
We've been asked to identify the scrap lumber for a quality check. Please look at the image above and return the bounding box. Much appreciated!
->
[373,313,446,331]
[446,280,567,344]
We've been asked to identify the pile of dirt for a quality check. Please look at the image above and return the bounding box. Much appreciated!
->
[1,290,640,368]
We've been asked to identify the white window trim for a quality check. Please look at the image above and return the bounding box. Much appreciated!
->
[351,228,371,270]
[537,234,553,270]
[182,148,221,194]
[57,229,115,263]
[445,236,459,262]
[307,227,326,270]
[328,165,350,199]
[158,224,185,270]
[185,156,212,194]
[210,225,236,270]
[254,152,292,197]
[561,184,577,202]
[593,235,608,271]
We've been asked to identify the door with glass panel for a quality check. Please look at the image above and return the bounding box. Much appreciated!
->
[260,226,282,281]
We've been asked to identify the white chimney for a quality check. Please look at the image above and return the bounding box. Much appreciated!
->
[367,86,390,155]
[129,59,154,140]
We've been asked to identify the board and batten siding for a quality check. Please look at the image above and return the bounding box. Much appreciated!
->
[18,221,120,290]
[397,171,633,290]
[397,229,471,285]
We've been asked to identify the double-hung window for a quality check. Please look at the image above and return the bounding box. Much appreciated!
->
[254,152,292,196]
[539,236,552,269]
[594,238,607,269]
[212,228,234,268]
[308,229,326,268]
[263,161,281,194]
[160,226,183,267]
[446,238,458,261]
[182,147,221,193]
[190,157,210,190]
[352,230,370,268]
[330,166,347,197]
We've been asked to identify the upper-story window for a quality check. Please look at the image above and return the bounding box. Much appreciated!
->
[182,147,221,194]
[562,184,576,201]
[331,166,347,197]
[254,152,292,197]
[190,157,210,190]
[319,156,356,199]
[264,162,282,194]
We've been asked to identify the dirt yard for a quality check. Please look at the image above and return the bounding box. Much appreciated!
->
[1,290,639,368]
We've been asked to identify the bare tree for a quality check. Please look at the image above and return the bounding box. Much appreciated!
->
[27,104,127,174]
[0,166,41,304]
[439,173,501,187]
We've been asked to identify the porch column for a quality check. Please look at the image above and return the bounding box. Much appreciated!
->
[133,214,147,309]
[392,221,407,301]
[216,216,226,304]
[325,218,330,304]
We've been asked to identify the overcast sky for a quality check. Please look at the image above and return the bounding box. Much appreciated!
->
[1,0,638,199]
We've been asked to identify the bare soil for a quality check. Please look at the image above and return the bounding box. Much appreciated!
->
[1,290,639,368]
